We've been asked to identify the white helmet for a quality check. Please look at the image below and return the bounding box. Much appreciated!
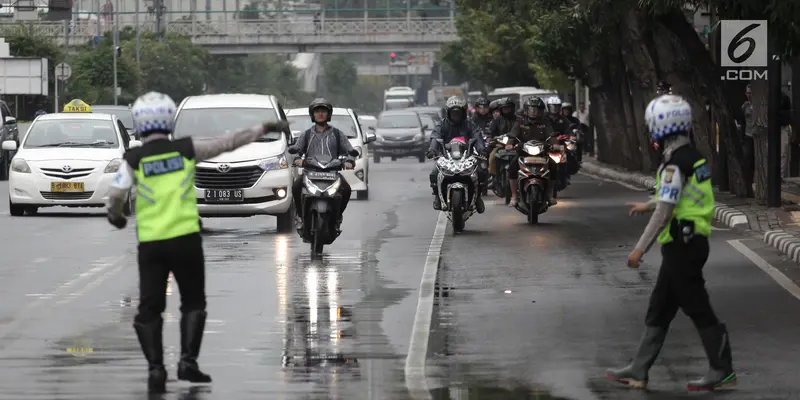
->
[132,91,177,136]
[445,96,466,110]
[645,94,692,141]
[546,96,562,105]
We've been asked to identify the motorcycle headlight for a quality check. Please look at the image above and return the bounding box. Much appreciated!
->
[258,155,288,171]
[303,175,321,195]
[523,143,543,155]
[11,158,30,173]
[567,143,576,151]
[325,178,341,196]
[104,158,123,173]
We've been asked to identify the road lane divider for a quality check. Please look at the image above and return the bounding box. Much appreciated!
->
[728,239,800,301]
[405,211,447,400]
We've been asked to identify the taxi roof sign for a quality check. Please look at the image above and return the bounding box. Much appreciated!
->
[63,99,91,113]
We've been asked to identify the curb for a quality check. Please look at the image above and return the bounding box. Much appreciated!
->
[582,159,800,264]
[764,230,800,263]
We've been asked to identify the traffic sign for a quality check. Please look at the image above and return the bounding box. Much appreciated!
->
[55,62,72,81]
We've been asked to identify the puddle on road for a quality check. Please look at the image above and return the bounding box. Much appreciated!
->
[430,385,574,399]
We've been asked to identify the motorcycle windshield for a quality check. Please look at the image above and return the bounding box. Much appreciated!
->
[446,141,468,159]
[307,155,338,170]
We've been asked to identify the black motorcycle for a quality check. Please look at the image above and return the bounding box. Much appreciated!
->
[288,148,359,256]
[490,134,517,205]
[514,139,562,224]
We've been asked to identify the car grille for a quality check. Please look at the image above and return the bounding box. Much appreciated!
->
[40,191,94,200]
[383,135,416,141]
[40,167,95,179]
[195,166,264,189]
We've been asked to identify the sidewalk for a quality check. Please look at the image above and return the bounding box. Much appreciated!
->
[582,158,800,263]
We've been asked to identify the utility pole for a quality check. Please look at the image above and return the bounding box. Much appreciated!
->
[112,0,119,105]
[767,33,782,207]
[155,0,165,42]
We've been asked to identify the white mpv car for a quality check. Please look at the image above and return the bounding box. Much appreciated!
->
[287,107,376,200]
[3,112,139,216]
[173,94,297,232]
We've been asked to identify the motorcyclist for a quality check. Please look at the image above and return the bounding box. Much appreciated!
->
[489,99,502,119]
[105,91,290,393]
[471,97,493,131]
[290,98,356,230]
[546,96,570,135]
[561,102,583,162]
[427,96,488,212]
[507,97,557,207]
[488,97,517,137]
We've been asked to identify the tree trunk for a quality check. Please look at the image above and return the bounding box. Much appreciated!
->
[751,78,770,203]
[653,11,750,196]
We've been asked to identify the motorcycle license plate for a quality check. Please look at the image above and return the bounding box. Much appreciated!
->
[524,156,547,164]
[306,171,338,181]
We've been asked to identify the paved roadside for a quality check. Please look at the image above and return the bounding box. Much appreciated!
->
[582,158,800,264]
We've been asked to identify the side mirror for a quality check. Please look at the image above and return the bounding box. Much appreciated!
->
[364,131,376,143]
[129,140,142,148]
[4,116,16,125]
[348,149,360,157]
[368,126,376,132]
[422,124,429,130]
[291,131,302,139]
[2,140,17,150]
[287,147,299,154]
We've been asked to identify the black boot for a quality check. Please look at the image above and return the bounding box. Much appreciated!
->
[475,195,485,213]
[687,323,736,391]
[606,326,668,389]
[177,310,212,383]
[432,186,441,210]
[133,318,167,393]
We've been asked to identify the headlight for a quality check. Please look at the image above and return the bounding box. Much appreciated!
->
[10,158,30,173]
[303,175,321,195]
[413,133,423,141]
[325,178,341,196]
[258,155,288,171]
[104,158,123,173]
[523,143,543,155]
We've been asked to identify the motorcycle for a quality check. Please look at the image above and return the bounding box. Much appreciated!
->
[491,134,517,205]
[287,147,360,256]
[513,139,562,224]
[564,125,582,175]
[552,134,571,191]
[433,136,482,234]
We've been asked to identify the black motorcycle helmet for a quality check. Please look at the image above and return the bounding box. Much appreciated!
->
[523,97,546,119]
[308,98,333,123]
[475,97,489,108]
[489,99,502,114]
[500,97,515,116]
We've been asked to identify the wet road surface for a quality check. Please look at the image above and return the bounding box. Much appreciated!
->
[1,160,800,399]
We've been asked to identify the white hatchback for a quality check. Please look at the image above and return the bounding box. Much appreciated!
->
[287,107,376,200]
[2,113,139,216]
[173,94,297,232]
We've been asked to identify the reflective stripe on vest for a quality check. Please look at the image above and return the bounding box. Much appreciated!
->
[656,159,714,244]
[133,151,200,242]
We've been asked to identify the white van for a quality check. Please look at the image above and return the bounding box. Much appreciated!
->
[173,94,297,232]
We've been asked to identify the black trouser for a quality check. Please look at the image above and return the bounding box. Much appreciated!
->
[742,136,755,185]
[645,235,720,330]
[135,232,206,324]
[292,176,351,218]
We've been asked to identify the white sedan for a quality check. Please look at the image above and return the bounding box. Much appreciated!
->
[287,107,376,200]
[2,113,140,216]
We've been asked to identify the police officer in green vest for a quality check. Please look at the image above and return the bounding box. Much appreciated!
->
[606,95,737,391]
[105,92,289,393]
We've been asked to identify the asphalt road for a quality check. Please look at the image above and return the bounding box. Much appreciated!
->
[0,159,799,399]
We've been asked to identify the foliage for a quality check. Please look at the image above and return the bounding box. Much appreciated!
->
[321,55,358,102]
[3,24,64,118]
[529,63,573,93]
[123,33,208,102]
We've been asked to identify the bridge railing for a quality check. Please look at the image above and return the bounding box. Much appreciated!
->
[0,17,457,44]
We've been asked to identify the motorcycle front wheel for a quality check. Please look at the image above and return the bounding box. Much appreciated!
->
[450,189,465,234]
[311,212,326,256]
[527,186,540,225]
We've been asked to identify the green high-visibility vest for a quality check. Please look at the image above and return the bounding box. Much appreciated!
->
[124,138,200,242]
[654,158,714,244]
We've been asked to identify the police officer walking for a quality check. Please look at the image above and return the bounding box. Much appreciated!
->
[105,92,289,393]
[606,95,736,391]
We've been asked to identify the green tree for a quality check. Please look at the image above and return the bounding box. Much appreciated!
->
[3,23,64,118]
[321,55,358,104]
[67,33,140,105]
[123,33,208,102]
[206,54,306,105]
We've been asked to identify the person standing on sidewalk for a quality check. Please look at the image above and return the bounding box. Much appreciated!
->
[606,94,737,391]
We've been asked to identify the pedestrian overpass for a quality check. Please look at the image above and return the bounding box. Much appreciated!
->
[0,17,458,54]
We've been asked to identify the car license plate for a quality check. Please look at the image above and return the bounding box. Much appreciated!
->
[51,182,84,192]
[524,156,547,164]
[306,171,338,181]
[204,189,244,203]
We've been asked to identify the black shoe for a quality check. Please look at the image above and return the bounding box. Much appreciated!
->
[133,318,167,393]
[648,187,656,195]
[687,323,737,391]
[294,215,303,230]
[177,310,212,383]
[433,195,441,210]
[476,196,485,213]
[606,326,668,389]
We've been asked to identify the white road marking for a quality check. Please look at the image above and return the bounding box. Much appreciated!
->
[0,255,129,345]
[712,226,730,231]
[580,172,647,191]
[405,211,447,399]
[728,239,800,301]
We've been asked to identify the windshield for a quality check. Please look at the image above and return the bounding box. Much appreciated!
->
[173,108,281,142]
[23,119,119,148]
[92,107,134,128]
[377,114,420,129]
[385,94,414,101]
[417,114,436,130]
[359,118,376,132]
[287,114,358,138]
